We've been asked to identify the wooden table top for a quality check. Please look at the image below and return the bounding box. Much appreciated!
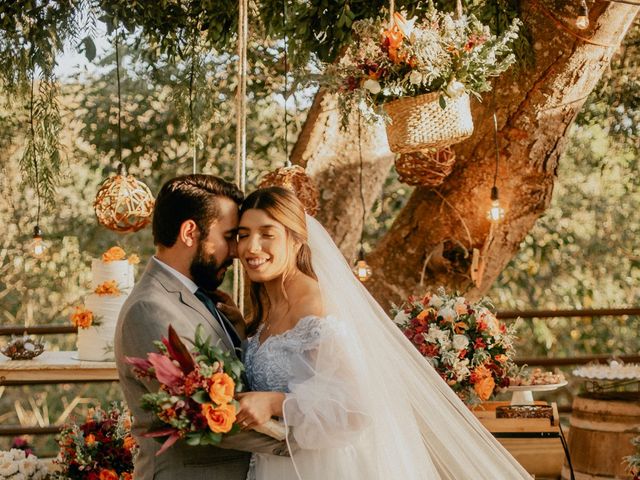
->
[0,350,118,383]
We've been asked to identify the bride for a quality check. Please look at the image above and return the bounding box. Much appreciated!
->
[234,186,530,479]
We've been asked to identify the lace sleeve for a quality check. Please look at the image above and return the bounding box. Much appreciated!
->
[282,316,372,450]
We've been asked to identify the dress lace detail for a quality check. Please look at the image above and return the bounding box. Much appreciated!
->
[244,315,329,393]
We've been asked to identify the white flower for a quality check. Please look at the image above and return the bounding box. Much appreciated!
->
[452,334,470,351]
[10,450,25,461]
[18,456,38,476]
[393,310,410,325]
[393,12,417,38]
[429,295,444,308]
[0,460,19,477]
[437,306,457,323]
[363,79,381,94]
[12,473,26,480]
[452,358,471,380]
[409,70,423,86]
[446,80,465,98]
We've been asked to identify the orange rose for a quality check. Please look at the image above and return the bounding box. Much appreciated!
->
[416,310,428,321]
[123,434,136,451]
[122,474,132,480]
[474,375,495,401]
[127,254,140,265]
[85,433,96,446]
[209,372,235,405]
[99,469,118,480]
[102,246,126,262]
[202,403,236,434]
[95,280,121,296]
[70,306,94,329]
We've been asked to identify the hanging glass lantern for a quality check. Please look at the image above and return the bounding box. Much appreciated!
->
[353,258,373,283]
[94,163,155,233]
[575,0,589,30]
[259,165,319,216]
[486,186,505,223]
[28,225,48,258]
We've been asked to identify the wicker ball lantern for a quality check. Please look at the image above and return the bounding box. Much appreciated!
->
[394,146,457,187]
[94,164,155,233]
[258,165,319,216]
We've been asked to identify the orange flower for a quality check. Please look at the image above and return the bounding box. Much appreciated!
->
[494,354,508,364]
[102,246,126,262]
[122,474,132,480]
[99,469,118,480]
[123,435,136,451]
[202,403,236,434]
[474,374,495,401]
[416,310,428,321]
[209,372,235,405]
[127,254,140,265]
[85,433,96,446]
[454,321,469,334]
[382,26,404,64]
[70,306,94,329]
[95,280,121,296]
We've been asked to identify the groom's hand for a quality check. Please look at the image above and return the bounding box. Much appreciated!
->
[210,290,246,337]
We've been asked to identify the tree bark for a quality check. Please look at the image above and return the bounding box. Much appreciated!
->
[292,1,639,309]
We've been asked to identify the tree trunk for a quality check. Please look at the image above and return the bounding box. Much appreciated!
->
[292,1,639,309]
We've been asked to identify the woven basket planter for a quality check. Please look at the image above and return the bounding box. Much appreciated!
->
[395,147,456,187]
[383,92,474,153]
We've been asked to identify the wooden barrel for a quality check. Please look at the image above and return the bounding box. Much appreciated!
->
[562,393,640,480]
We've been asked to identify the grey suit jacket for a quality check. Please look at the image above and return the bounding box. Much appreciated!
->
[115,259,287,480]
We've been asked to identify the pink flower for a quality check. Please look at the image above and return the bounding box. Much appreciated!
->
[148,353,184,387]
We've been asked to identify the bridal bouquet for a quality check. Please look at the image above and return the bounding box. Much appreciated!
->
[125,325,246,454]
[53,403,136,479]
[325,9,520,125]
[392,288,517,405]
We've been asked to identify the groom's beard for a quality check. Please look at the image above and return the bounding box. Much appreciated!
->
[189,242,232,291]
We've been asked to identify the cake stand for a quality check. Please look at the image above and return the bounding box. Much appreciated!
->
[506,381,568,405]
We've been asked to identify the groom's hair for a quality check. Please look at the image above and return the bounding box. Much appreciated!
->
[152,174,243,247]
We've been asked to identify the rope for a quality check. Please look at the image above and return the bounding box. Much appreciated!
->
[233,0,249,312]
[283,0,291,167]
[357,115,366,259]
[115,27,123,167]
[189,37,197,174]
[389,0,395,21]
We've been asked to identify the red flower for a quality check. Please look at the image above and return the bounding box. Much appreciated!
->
[474,338,486,349]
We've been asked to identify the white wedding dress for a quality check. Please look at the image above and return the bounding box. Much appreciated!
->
[243,215,531,480]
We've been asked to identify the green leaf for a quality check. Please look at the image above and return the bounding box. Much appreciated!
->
[191,391,210,404]
[439,95,447,110]
[185,433,202,446]
[78,37,97,62]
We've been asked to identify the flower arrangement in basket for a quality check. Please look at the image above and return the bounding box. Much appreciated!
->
[0,448,49,479]
[325,8,520,152]
[392,288,518,405]
[125,325,285,455]
[53,403,137,480]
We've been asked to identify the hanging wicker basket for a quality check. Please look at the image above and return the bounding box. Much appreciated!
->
[383,92,474,153]
[395,147,456,187]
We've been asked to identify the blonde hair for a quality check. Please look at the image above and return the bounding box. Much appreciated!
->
[240,186,317,336]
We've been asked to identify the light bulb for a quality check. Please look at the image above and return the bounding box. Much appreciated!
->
[486,187,505,223]
[29,226,48,258]
[353,259,372,282]
[576,1,589,30]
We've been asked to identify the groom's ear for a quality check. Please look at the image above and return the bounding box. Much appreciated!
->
[178,220,199,248]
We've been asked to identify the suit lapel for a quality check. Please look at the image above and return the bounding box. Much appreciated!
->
[145,260,235,351]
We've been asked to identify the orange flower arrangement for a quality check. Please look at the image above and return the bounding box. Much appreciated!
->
[70,306,96,329]
[127,254,140,265]
[94,280,121,296]
[209,372,235,405]
[202,403,237,434]
[99,469,118,480]
[102,246,126,263]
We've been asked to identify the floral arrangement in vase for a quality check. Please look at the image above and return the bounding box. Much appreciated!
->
[0,449,48,479]
[392,288,518,405]
[53,403,137,480]
[325,8,520,126]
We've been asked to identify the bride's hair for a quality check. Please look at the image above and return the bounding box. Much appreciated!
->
[240,186,317,336]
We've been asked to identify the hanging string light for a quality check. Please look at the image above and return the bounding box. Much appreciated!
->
[94,25,154,233]
[188,30,199,174]
[575,0,590,30]
[27,56,48,258]
[353,116,373,282]
[486,112,505,223]
[258,0,319,215]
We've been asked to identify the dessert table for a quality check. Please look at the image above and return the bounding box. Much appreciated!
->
[0,350,117,385]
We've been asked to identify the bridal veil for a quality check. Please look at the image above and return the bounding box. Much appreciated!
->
[279,214,531,479]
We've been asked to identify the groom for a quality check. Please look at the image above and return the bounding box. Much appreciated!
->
[115,174,288,480]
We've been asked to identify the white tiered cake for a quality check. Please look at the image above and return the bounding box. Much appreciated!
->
[76,252,135,361]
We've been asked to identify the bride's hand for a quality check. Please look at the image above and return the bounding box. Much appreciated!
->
[235,392,285,430]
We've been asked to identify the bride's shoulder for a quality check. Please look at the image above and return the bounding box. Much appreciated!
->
[288,275,325,322]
